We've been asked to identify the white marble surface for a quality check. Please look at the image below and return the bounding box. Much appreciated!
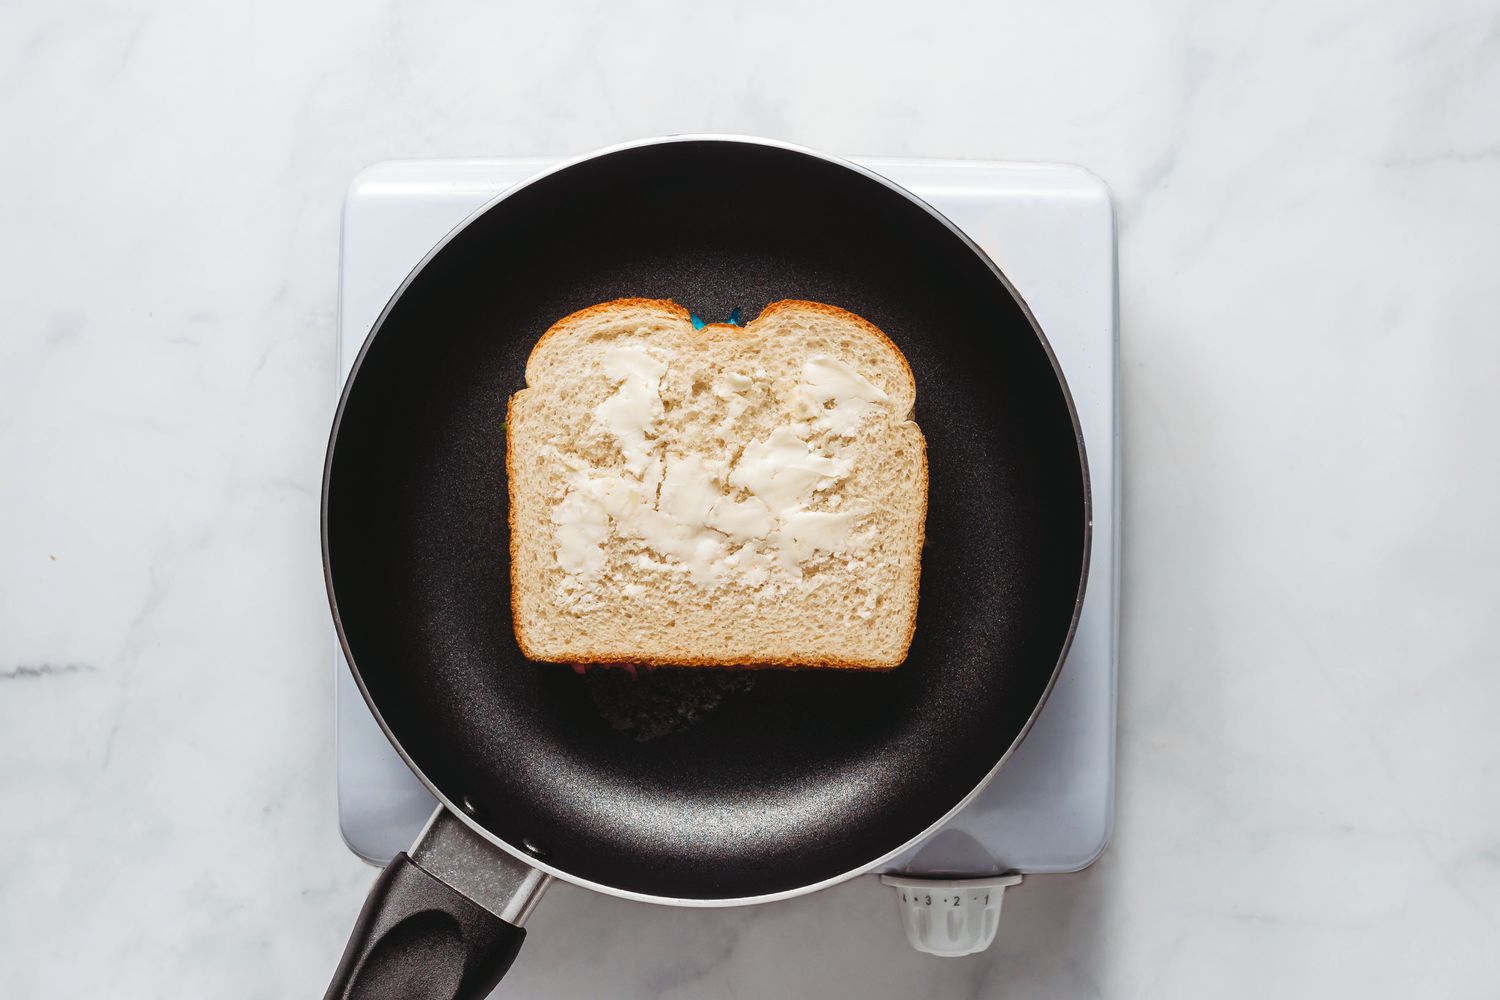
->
[2,0,1498,996]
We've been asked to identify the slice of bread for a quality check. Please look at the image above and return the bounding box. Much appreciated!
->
[507,299,927,668]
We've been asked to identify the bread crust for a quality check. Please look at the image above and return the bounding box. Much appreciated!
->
[507,298,925,669]
[523,298,690,380]
[757,300,917,402]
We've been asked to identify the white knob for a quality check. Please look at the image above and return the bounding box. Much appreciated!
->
[879,873,1022,957]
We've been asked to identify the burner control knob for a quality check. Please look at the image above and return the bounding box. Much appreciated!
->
[878,873,1022,957]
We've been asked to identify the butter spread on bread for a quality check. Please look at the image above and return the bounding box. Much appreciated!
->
[507,299,927,669]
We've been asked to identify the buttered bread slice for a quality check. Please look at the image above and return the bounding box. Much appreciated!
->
[507,299,927,668]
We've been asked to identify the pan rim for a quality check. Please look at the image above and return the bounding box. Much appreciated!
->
[322,134,1094,906]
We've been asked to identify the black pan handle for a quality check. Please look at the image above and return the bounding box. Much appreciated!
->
[324,852,523,999]
[326,809,551,1000]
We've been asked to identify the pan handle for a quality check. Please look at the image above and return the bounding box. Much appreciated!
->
[325,808,551,1000]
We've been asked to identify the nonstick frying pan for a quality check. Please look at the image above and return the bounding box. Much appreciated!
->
[322,136,1090,998]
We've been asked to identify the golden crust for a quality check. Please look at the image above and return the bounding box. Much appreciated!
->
[523,298,691,382]
[754,299,918,401]
[548,649,902,670]
[504,391,531,659]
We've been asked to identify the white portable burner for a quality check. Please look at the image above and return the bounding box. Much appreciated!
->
[335,155,1118,957]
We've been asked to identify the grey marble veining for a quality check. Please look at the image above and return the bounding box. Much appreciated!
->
[2,0,1498,997]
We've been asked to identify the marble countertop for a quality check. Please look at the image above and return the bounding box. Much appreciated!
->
[3,0,1498,996]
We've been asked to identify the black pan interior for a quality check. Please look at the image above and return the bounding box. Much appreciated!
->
[325,141,1087,900]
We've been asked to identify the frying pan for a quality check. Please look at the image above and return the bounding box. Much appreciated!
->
[322,136,1089,998]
